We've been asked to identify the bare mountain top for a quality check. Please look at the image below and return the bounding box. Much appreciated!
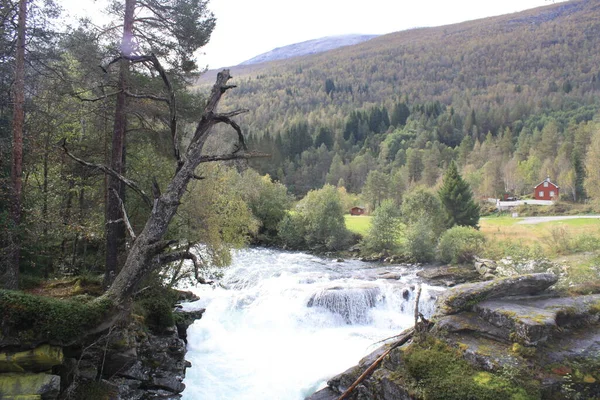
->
[239,34,379,66]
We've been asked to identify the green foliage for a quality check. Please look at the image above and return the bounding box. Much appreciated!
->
[438,226,486,264]
[361,199,404,254]
[239,170,292,237]
[404,216,439,263]
[401,187,445,234]
[402,337,539,399]
[175,164,260,274]
[0,290,112,344]
[134,282,180,333]
[278,185,351,251]
[277,213,307,250]
[439,161,480,229]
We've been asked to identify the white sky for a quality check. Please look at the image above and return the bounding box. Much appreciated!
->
[62,0,564,69]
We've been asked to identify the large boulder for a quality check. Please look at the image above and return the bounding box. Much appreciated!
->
[0,345,63,373]
[0,372,60,399]
[434,273,558,316]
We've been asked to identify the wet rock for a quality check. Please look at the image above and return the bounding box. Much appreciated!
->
[174,308,205,344]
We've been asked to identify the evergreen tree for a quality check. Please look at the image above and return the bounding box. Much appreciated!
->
[438,161,480,228]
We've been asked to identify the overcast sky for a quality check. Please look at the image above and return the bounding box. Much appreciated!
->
[63,0,564,69]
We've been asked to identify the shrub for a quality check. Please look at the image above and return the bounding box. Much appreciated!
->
[438,226,486,264]
[361,199,404,254]
[278,185,351,251]
[404,216,438,263]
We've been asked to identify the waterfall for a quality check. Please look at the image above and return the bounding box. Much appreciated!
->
[180,248,443,400]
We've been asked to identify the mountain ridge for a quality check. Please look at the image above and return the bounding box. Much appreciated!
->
[239,34,379,66]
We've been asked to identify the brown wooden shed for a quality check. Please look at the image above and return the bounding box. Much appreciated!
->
[349,206,366,216]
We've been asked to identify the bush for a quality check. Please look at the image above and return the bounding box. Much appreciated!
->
[404,216,438,263]
[361,199,404,254]
[277,213,307,249]
[438,226,486,264]
[278,185,351,251]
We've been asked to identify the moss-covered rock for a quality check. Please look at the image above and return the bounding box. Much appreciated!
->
[0,290,113,346]
[0,372,60,399]
[0,345,63,373]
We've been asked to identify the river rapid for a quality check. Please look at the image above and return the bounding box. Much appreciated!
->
[180,247,444,400]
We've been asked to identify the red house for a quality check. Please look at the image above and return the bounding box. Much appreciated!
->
[533,177,559,200]
[350,206,366,216]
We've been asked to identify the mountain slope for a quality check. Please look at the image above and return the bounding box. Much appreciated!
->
[194,0,600,198]
[239,34,378,66]
[197,0,598,135]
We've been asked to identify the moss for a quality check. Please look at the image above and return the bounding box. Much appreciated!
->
[71,381,117,400]
[511,343,536,358]
[133,283,179,333]
[0,290,113,344]
[400,337,540,399]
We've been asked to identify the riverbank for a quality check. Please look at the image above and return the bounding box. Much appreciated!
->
[307,273,600,400]
[0,286,203,399]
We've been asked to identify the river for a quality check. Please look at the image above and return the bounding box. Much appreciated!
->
[180,247,444,400]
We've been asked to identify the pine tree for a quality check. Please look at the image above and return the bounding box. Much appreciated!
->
[438,161,480,228]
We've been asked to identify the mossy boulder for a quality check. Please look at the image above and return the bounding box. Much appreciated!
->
[0,345,63,373]
[0,290,113,346]
[0,372,60,399]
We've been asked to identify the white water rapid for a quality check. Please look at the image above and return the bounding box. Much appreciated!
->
[180,248,444,400]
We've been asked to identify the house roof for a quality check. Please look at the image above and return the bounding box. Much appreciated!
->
[534,177,559,189]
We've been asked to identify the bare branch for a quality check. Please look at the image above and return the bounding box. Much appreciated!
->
[157,250,212,284]
[124,90,169,103]
[199,151,270,163]
[60,140,152,207]
[213,111,249,151]
[72,90,121,102]
[109,188,136,241]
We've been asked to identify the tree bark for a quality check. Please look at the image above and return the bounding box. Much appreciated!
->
[105,0,136,288]
[4,0,27,290]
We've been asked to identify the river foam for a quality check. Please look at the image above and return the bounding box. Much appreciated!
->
[180,248,443,400]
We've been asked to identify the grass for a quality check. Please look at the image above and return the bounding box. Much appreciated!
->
[480,216,600,248]
[344,215,372,236]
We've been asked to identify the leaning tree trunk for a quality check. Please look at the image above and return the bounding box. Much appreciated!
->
[4,0,27,290]
[101,69,245,305]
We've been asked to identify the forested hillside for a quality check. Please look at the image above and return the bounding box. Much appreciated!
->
[197,0,600,204]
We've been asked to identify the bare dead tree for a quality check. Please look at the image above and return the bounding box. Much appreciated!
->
[62,69,265,309]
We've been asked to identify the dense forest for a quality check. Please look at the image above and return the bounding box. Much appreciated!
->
[197,0,600,207]
[2,0,600,289]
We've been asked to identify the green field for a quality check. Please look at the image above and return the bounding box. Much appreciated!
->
[344,214,600,248]
[344,215,372,236]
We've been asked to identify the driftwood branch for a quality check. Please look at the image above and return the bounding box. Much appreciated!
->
[60,140,152,207]
[336,286,424,400]
[109,188,136,241]
[335,328,415,400]
[414,285,422,327]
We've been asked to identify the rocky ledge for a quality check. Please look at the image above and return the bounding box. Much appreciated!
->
[0,307,204,400]
[307,273,600,400]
